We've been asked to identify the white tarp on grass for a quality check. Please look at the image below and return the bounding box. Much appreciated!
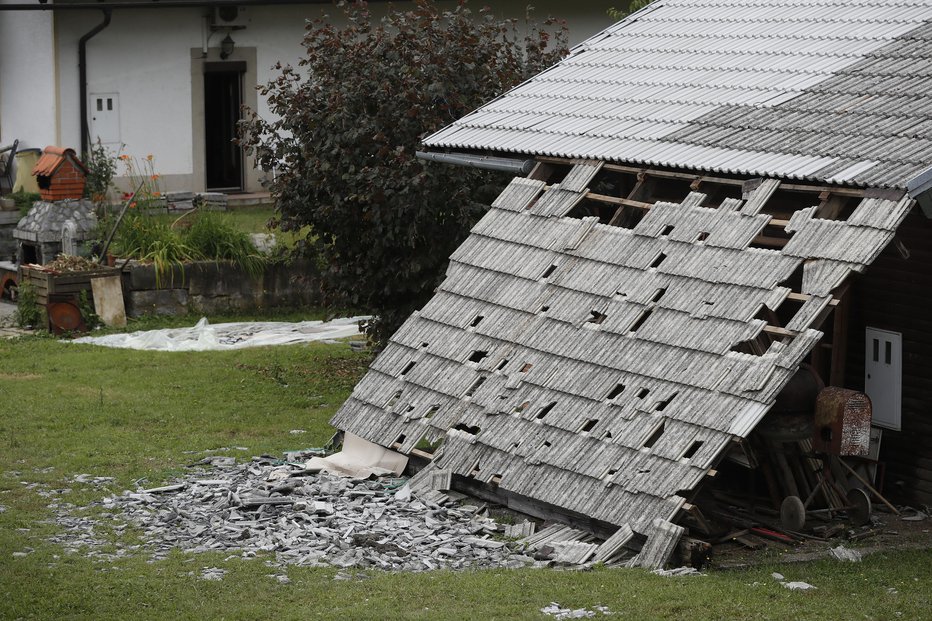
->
[72,316,369,351]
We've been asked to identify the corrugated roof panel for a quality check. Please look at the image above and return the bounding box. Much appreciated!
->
[423,0,932,188]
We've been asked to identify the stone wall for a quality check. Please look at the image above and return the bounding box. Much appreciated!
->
[0,211,19,262]
[121,259,319,317]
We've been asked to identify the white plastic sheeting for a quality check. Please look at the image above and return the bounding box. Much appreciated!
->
[72,316,369,351]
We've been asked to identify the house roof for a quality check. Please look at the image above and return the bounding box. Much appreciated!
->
[332,160,912,551]
[32,146,87,177]
[424,0,932,189]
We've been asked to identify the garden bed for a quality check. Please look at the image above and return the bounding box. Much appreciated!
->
[120,258,319,317]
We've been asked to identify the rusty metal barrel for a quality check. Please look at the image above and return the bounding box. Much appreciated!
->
[813,387,872,457]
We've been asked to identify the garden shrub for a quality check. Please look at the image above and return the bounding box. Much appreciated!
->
[239,0,567,343]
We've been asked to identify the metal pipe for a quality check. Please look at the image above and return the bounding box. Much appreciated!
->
[416,151,535,176]
[79,8,112,154]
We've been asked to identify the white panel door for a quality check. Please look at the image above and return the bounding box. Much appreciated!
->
[865,327,902,431]
[89,93,120,144]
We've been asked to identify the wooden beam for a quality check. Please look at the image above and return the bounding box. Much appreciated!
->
[537,156,872,201]
[752,235,789,248]
[588,191,652,210]
[598,161,745,187]
[814,191,848,220]
[829,289,850,387]
[780,183,865,197]
[528,161,557,182]
[764,325,798,338]
[409,447,435,460]
[787,292,840,306]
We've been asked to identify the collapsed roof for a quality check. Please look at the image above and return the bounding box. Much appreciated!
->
[333,0,927,564]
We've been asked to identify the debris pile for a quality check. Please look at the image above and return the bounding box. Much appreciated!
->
[43,254,101,272]
[51,456,540,571]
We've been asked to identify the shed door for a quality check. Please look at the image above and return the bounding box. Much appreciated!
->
[864,327,902,431]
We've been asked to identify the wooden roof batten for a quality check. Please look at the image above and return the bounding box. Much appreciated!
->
[333,153,915,566]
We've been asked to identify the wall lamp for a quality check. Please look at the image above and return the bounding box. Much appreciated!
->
[220,34,235,60]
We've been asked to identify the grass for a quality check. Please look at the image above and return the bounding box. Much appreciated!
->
[147,206,310,249]
[1,323,931,620]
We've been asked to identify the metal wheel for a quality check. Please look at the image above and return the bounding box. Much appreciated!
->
[780,495,806,531]
[847,487,872,526]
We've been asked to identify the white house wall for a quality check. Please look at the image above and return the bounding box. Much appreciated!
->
[55,9,203,189]
[5,2,616,194]
[0,1,58,150]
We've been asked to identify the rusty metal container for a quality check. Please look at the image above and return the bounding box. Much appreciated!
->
[813,387,872,456]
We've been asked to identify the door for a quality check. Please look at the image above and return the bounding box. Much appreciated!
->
[204,65,244,191]
[89,92,120,144]
[864,327,902,430]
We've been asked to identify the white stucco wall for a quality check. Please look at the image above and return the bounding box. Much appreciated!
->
[0,3,59,150]
[29,1,617,192]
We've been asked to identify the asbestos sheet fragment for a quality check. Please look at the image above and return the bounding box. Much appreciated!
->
[633,518,685,569]
[305,432,408,478]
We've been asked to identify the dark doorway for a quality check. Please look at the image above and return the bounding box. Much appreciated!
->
[204,63,244,191]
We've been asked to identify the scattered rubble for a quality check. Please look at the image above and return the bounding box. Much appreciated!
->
[198,567,227,581]
[30,451,932,575]
[830,545,863,562]
[540,602,613,619]
[651,566,704,577]
[782,581,817,591]
[47,455,540,571]
[772,572,817,591]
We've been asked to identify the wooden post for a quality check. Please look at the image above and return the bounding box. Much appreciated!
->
[830,290,850,387]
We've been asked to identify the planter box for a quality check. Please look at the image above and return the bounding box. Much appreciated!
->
[20,264,121,306]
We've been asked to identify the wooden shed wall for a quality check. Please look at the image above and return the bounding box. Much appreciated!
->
[846,211,932,504]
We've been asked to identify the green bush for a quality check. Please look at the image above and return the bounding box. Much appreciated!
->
[83,139,117,210]
[184,211,265,277]
[14,280,41,328]
[240,0,568,344]
[110,211,265,285]
[112,214,201,286]
[11,190,40,217]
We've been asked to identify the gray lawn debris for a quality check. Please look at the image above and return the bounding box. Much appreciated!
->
[540,603,612,619]
[199,567,227,581]
[46,455,537,571]
[830,545,863,562]
[651,566,704,577]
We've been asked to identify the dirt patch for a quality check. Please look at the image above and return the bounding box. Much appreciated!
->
[0,372,42,380]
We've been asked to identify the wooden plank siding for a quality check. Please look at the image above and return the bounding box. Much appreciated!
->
[846,212,932,504]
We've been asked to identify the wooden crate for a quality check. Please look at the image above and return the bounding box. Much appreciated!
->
[20,265,121,306]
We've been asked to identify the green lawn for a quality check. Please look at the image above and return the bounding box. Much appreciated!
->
[1,329,930,620]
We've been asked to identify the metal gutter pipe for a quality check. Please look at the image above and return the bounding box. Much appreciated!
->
[79,8,112,154]
[415,151,535,176]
